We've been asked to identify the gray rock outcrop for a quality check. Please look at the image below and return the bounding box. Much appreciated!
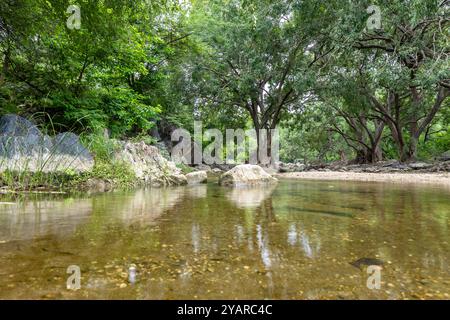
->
[0,114,42,136]
[0,114,94,173]
[114,141,187,187]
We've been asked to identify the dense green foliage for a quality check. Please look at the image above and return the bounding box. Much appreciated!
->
[1,0,448,164]
[0,0,181,137]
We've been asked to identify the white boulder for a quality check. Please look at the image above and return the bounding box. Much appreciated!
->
[186,171,208,185]
[219,164,278,187]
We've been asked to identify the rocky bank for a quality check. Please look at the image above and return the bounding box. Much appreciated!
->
[0,114,188,192]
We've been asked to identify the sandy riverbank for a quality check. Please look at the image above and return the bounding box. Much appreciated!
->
[277,171,450,187]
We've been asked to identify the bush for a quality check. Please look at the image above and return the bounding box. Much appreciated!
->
[86,160,136,188]
[176,163,194,174]
[80,133,120,162]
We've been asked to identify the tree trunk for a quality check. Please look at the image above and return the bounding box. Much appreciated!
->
[373,144,383,162]
[366,143,383,163]
[399,86,449,162]
[253,125,273,165]
[403,135,419,162]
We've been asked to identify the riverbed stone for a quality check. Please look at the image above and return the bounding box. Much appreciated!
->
[114,141,187,187]
[186,171,208,185]
[219,164,278,187]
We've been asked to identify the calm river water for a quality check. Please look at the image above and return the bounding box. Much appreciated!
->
[0,179,449,299]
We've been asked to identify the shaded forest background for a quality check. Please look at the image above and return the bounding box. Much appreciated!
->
[1,0,449,164]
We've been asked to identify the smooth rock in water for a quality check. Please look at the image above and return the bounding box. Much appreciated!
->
[0,114,42,137]
[350,258,384,270]
[219,164,278,187]
[186,171,207,185]
[114,141,187,187]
